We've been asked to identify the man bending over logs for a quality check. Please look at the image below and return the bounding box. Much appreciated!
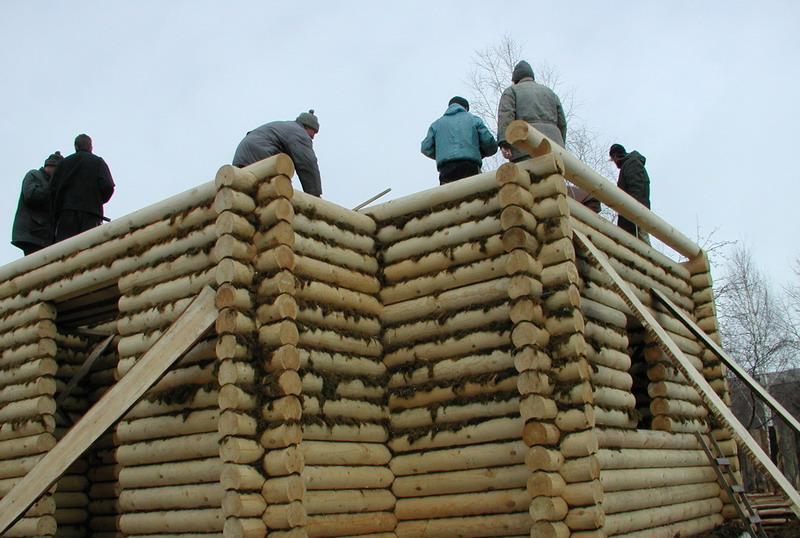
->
[233,110,322,197]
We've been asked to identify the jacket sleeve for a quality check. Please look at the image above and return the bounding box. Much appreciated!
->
[287,136,322,197]
[555,95,567,143]
[21,170,50,207]
[97,158,115,204]
[475,118,498,158]
[497,86,517,146]
[420,125,436,160]
[621,161,648,205]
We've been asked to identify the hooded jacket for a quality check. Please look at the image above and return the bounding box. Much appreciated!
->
[11,168,54,249]
[616,150,650,208]
[421,104,498,166]
[497,76,567,161]
[50,149,115,218]
[233,120,322,196]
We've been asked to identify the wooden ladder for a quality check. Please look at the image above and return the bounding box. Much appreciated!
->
[695,431,768,538]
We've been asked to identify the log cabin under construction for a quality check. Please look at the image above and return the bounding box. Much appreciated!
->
[0,121,793,537]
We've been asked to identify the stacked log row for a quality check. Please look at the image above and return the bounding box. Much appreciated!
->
[287,191,389,537]
[368,169,531,537]
[521,161,604,537]
[0,302,58,536]
[114,190,223,535]
[567,200,724,535]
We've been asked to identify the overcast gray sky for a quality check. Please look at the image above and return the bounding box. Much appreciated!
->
[2,2,798,286]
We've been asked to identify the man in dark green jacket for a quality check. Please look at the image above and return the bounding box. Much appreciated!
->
[11,151,63,255]
[609,143,651,244]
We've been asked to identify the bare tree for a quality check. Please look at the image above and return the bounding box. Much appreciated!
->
[716,244,798,428]
[464,35,616,181]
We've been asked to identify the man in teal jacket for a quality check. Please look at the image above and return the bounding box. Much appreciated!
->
[421,96,498,185]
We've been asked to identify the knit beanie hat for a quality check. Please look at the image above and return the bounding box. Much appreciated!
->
[512,60,534,83]
[296,109,319,132]
[448,96,469,111]
[609,144,627,158]
[44,151,63,167]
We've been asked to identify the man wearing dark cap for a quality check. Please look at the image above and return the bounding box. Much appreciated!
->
[421,96,498,185]
[11,151,64,255]
[609,143,651,244]
[497,60,567,162]
[51,134,115,243]
[233,110,322,197]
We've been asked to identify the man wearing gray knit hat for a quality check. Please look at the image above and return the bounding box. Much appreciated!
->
[497,60,567,162]
[11,151,64,255]
[233,109,322,197]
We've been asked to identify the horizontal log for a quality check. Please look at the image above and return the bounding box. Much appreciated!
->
[292,214,374,256]
[262,446,304,476]
[388,350,512,389]
[223,490,267,518]
[505,249,543,276]
[116,431,221,466]
[0,340,57,370]
[603,497,722,536]
[119,508,224,534]
[304,488,395,515]
[221,462,265,491]
[293,233,377,273]
[306,512,397,537]
[596,429,700,450]
[0,303,56,335]
[293,253,380,294]
[297,348,384,377]
[259,424,302,450]
[302,422,388,443]
[0,377,57,404]
[391,398,518,429]
[0,395,55,422]
[123,387,218,421]
[118,458,222,489]
[600,466,716,492]
[0,433,56,461]
[393,464,527,497]
[596,447,709,470]
[594,408,637,429]
[118,265,216,314]
[301,440,389,467]
[5,515,57,537]
[650,416,708,433]
[218,154,295,192]
[296,326,381,357]
[295,279,381,317]
[303,396,385,422]
[391,440,527,476]
[0,454,42,480]
[254,173,294,201]
[593,385,636,410]
[395,513,532,538]
[390,417,522,453]
[262,475,305,504]
[604,481,719,515]
[296,305,380,337]
[650,397,708,418]
[385,303,509,347]
[119,483,224,512]
[0,321,56,350]
[389,376,517,410]
[116,408,220,443]
[560,430,599,459]
[395,488,531,520]
[303,465,393,490]
[383,329,510,369]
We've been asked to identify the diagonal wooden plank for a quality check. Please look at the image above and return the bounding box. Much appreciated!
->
[653,288,800,438]
[573,229,800,517]
[56,334,114,408]
[0,285,217,534]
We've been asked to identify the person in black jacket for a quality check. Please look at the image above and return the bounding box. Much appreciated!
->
[233,110,322,197]
[609,143,650,244]
[51,134,115,242]
[11,151,64,255]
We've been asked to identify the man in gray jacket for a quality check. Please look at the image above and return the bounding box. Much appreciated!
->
[11,151,63,255]
[233,110,322,197]
[497,60,567,162]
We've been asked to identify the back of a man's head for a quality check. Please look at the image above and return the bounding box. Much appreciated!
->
[75,134,92,152]
[448,96,469,111]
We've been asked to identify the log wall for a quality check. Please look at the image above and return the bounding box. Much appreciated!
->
[0,148,733,537]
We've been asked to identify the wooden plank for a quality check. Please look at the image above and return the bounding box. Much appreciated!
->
[56,334,114,408]
[573,230,800,517]
[653,288,800,438]
[0,286,217,534]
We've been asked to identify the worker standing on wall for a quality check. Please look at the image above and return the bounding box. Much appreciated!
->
[51,134,115,243]
[609,143,651,244]
[420,96,498,185]
[497,60,567,162]
[11,151,64,255]
[233,110,322,197]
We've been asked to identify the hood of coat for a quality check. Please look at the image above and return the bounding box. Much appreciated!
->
[444,103,468,116]
[621,150,646,167]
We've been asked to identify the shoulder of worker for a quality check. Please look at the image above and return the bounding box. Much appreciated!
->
[625,150,647,167]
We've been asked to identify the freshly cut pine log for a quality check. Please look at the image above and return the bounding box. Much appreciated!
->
[116,431,221,466]
[390,417,522,453]
[592,385,636,409]
[596,448,709,471]
[390,440,527,476]
[617,514,724,538]
[253,174,294,202]
[392,464,527,497]
[253,244,295,274]
[261,475,306,503]
[0,377,56,404]
[303,465,393,490]
[296,326,380,357]
[382,276,511,325]
[258,320,299,347]
[293,253,380,294]
[383,329,511,368]
[0,340,57,370]
[540,260,579,288]
[301,441,390,466]
[511,321,550,349]
[293,189,376,233]
[0,454,42,480]
[304,488,395,515]
[223,517,266,538]
[603,497,722,536]
[252,292,299,326]
[293,234,378,274]
[260,396,303,422]
[387,349,512,388]
[596,429,701,450]
[118,297,193,335]
[507,274,544,299]
[216,308,257,334]
[395,488,531,520]
[555,407,595,432]
[503,227,540,253]
[0,321,57,349]
[218,360,257,386]
[583,320,627,350]
[296,306,380,336]
[262,500,307,529]
[395,513,532,538]
[527,470,566,497]
[118,458,221,489]
[382,215,503,264]
[214,187,255,215]
[119,483,224,512]
[600,466,716,492]
[382,255,508,306]
[382,235,503,284]
[120,252,214,296]
[292,214,374,255]
[0,433,56,461]
[213,233,257,262]
[530,496,569,522]
[118,266,216,314]
[306,511,397,537]
[562,479,603,508]
[501,204,537,232]
[650,397,708,418]
[505,249,543,276]
[294,279,381,317]
[303,396,385,422]
[259,424,303,450]
[118,509,224,534]
[0,302,56,334]
[262,446,304,476]
[223,491,267,518]
[565,505,604,530]
[559,455,600,483]
[299,422,388,443]
[592,364,633,391]
[385,303,509,347]
[116,409,219,443]
[510,297,546,325]
[603,482,720,515]
[0,395,56,422]
[376,197,502,244]
[301,374,383,400]
[216,154,294,193]
[123,387,219,421]
[297,348,384,377]
[215,210,256,239]
[391,398,518,429]
[221,462,265,491]
[389,376,517,410]
[594,408,637,428]
[259,343,301,372]
[560,430,599,459]
[584,346,631,372]
[4,515,57,537]
[514,346,552,373]
[256,196,295,226]
[650,416,708,433]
